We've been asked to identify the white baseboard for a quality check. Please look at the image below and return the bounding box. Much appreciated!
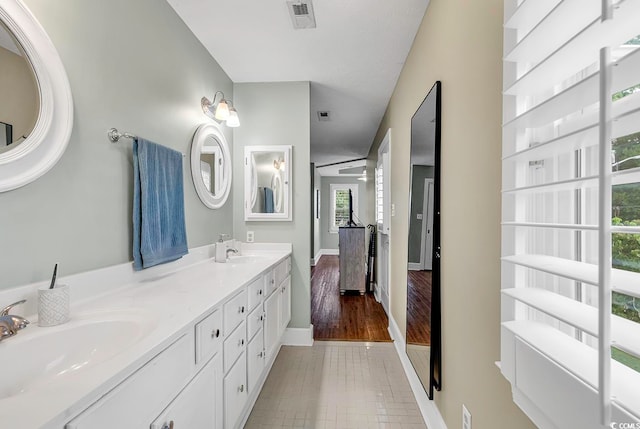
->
[388,313,447,429]
[312,249,339,265]
[282,324,314,346]
[408,262,422,271]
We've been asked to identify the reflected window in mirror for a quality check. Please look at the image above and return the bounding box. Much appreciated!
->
[244,145,292,221]
[329,183,358,232]
[406,81,441,400]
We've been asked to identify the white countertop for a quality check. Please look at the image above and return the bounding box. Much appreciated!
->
[0,243,291,428]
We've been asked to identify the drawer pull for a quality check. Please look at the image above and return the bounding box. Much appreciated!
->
[258,351,263,358]
[238,305,245,314]
[258,289,263,295]
[258,314,264,322]
[161,421,174,429]
[238,384,244,393]
[210,328,220,338]
[271,279,275,284]
[238,338,245,347]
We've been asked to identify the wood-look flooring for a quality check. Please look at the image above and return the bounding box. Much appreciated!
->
[406,270,432,345]
[311,255,391,342]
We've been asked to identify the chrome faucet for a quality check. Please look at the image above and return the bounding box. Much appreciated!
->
[226,247,239,259]
[0,300,30,342]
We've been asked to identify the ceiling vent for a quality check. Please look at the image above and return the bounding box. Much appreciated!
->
[317,111,331,121]
[287,0,316,29]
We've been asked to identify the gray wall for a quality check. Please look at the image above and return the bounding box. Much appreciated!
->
[232,82,311,330]
[408,165,434,263]
[320,176,369,250]
[0,0,235,290]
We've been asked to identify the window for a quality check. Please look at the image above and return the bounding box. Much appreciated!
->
[329,184,358,233]
[501,1,640,427]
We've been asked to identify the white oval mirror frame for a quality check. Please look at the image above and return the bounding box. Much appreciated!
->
[190,122,231,209]
[0,0,73,192]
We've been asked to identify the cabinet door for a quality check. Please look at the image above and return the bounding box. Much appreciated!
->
[66,335,192,429]
[279,275,291,336]
[150,353,221,429]
[247,327,265,395]
[224,352,247,429]
[264,289,280,361]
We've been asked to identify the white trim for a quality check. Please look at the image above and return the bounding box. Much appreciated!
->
[388,312,448,429]
[0,0,74,192]
[311,248,339,266]
[282,325,314,346]
[408,262,422,271]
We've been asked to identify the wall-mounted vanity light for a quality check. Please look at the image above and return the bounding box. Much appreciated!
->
[201,91,240,127]
[273,157,285,171]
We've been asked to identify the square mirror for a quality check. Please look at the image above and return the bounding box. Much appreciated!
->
[244,145,292,221]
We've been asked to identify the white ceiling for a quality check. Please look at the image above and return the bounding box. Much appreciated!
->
[167,0,429,165]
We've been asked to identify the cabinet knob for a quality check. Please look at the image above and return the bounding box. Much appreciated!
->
[238,338,245,347]
[258,351,263,358]
[162,421,174,429]
[259,289,263,295]
[271,279,274,284]
[211,328,220,338]
[238,384,244,393]
[238,305,245,314]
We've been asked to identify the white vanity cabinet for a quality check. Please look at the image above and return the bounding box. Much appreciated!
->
[63,254,292,429]
[66,334,194,429]
[150,353,222,429]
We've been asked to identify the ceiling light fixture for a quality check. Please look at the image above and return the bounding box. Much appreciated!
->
[201,91,239,127]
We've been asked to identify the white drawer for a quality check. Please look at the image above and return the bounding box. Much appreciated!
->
[246,275,265,313]
[66,334,192,429]
[224,289,247,334]
[274,257,290,288]
[224,352,247,429]
[247,304,264,341]
[223,321,246,373]
[195,307,223,364]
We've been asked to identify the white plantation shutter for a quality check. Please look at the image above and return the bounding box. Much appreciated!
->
[501,0,640,427]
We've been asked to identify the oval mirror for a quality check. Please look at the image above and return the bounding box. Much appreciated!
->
[0,0,73,192]
[190,122,231,209]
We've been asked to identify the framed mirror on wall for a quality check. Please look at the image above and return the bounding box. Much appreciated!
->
[244,145,292,221]
[190,122,232,209]
[406,81,441,399]
[0,0,73,192]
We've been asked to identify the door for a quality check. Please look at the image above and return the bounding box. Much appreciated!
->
[420,179,435,270]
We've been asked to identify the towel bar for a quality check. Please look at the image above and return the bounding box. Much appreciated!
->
[108,128,185,157]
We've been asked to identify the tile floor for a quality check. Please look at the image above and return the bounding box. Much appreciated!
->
[244,341,427,429]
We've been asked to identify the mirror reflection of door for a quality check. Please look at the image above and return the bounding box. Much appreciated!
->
[0,20,39,154]
[406,81,441,400]
[200,137,223,196]
[249,151,286,214]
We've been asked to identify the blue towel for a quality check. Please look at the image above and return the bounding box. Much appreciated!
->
[133,138,188,270]
[264,187,274,213]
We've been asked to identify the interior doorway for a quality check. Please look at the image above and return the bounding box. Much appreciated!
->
[420,179,434,270]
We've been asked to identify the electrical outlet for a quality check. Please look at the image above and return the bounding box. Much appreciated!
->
[246,231,254,243]
[391,203,396,217]
[462,404,472,429]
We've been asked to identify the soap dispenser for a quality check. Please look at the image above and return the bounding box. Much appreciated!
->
[215,234,228,263]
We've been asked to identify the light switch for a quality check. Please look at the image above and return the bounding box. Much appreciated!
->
[391,204,395,217]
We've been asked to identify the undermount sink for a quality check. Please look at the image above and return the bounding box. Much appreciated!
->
[0,311,155,399]
[227,255,267,266]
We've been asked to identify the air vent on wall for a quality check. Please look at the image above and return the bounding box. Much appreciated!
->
[317,111,331,121]
[286,0,316,29]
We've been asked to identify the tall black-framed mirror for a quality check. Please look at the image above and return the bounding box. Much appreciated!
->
[406,81,441,399]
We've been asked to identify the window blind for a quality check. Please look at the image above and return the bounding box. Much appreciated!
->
[501,0,640,427]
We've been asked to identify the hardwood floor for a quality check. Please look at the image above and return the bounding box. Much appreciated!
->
[311,255,391,342]
[406,270,432,345]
